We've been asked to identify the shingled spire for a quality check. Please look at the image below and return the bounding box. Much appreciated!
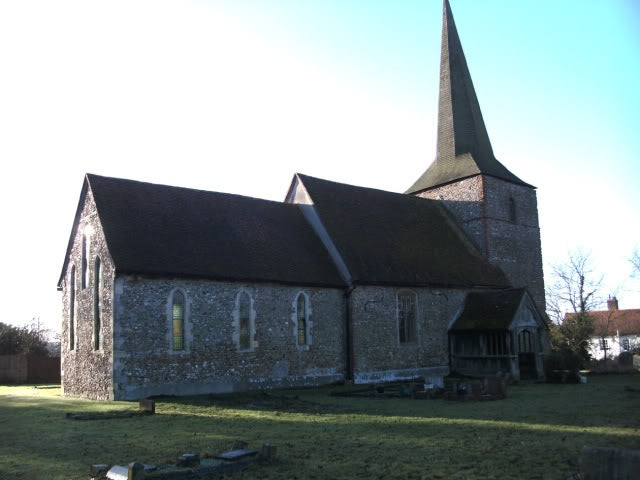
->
[407,0,531,194]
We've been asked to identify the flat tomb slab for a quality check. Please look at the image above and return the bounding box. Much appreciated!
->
[215,449,258,460]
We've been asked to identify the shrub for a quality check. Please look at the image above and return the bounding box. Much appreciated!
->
[545,349,584,371]
[618,351,633,367]
[545,350,583,383]
[0,322,49,356]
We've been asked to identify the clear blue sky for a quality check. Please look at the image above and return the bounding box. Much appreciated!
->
[0,0,638,335]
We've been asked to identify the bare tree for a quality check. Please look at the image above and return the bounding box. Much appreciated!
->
[546,250,602,362]
[631,248,640,278]
[551,251,602,315]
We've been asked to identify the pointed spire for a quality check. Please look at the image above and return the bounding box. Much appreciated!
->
[407,0,530,193]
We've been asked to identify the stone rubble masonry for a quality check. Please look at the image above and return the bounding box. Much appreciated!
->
[417,176,486,253]
[417,174,545,312]
[350,286,461,383]
[60,188,115,400]
[112,276,346,400]
[60,182,507,400]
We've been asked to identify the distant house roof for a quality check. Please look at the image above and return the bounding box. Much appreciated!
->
[569,309,640,337]
[296,174,509,288]
[450,288,528,331]
[58,174,346,288]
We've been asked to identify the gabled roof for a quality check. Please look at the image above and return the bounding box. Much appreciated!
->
[450,288,548,332]
[407,0,531,194]
[57,174,345,288]
[296,174,509,288]
[571,309,640,337]
[450,288,528,331]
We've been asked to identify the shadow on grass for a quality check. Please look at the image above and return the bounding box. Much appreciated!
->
[156,374,640,430]
[1,375,640,480]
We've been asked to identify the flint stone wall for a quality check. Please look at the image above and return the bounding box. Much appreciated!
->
[113,276,346,400]
[350,286,463,383]
[60,188,115,400]
[417,176,486,254]
[417,175,545,312]
[482,176,545,312]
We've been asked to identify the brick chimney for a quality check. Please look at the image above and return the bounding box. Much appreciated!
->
[607,296,619,311]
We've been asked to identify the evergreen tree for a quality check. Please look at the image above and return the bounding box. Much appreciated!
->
[0,321,49,356]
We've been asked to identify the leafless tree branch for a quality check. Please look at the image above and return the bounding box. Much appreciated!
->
[631,248,640,279]
[549,250,602,316]
[546,250,603,361]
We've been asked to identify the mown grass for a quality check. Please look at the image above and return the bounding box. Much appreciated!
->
[1,375,639,479]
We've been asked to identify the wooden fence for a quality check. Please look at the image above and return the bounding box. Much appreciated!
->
[0,354,60,384]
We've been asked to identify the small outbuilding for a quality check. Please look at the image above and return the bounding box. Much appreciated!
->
[449,288,548,380]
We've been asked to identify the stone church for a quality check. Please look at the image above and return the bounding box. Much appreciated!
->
[58,1,548,401]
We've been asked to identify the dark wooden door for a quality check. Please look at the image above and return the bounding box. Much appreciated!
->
[518,330,537,379]
[518,353,537,380]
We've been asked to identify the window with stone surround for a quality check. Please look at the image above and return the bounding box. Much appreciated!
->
[293,292,311,349]
[93,257,102,350]
[509,197,517,223]
[171,290,185,351]
[234,290,255,351]
[397,290,417,344]
[69,265,76,351]
[81,232,88,289]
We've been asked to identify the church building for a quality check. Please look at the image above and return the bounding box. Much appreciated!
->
[58,1,548,400]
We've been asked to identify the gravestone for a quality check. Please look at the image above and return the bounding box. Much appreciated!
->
[106,462,143,480]
[579,445,640,479]
[484,376,507,398]
[176,453,200,467]
[139,399,155,414]
[215,449,258,461]
[90,463,109,477]
[232,440,249,450]
[260,443,277,461]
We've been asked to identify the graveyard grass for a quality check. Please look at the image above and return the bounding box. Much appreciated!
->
[1,375,640,480]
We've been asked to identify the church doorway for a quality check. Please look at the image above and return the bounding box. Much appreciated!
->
[518,330,537,380]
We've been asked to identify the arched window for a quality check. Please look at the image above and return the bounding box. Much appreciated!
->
[234,290,255,351]
[297,295,307,345]
[81,233,88,289]
[397,290,417,344]
[69,266,76,351]
[295,293,311,346]
[93,257,102,350]
[238,292,251,350]
[291,292,312,350]
[172,290,185,351]
[509,197,517,223]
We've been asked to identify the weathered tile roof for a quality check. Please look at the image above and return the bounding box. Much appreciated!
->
[297,174,509,288]
[60,174,346,287]
[449,288,527,331]
[568,309,640,337]
[406,0,531,193]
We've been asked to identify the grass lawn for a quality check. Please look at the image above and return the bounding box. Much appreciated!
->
[1,375,639,479]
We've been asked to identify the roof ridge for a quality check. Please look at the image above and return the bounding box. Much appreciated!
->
[297,172,510,288]
[68,173,346,287]
[86,173,292,207]
[589,308,640,314]
[297,172,441,204]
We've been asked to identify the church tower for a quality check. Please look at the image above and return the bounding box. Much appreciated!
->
[408,0,545,311]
